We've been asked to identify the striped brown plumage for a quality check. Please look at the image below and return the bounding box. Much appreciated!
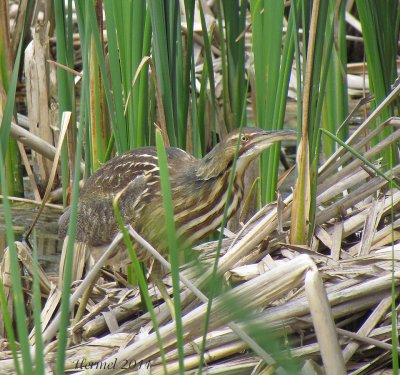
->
[58,127,295,266]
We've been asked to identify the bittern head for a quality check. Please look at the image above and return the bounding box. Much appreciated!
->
[197,127,296,180]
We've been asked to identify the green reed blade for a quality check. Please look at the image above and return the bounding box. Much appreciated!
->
[197,96,248,374]
[320,128,400,190]
[55,112,84,374]
[137,7,152,147]
[266,1,300,203]
[0,279,21,375]
[113,192,168,374]
[32,236,44,374]
[0,36,23,154]
[198,1,217,142]
[87,1,128,153]
[0,147,32,374]
[221,0,247,130]
[149,1,176,145]
[181,0,196,148]
[155,130,184,373]
[53,0,75,205]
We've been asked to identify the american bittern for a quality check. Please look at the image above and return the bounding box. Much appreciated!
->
[59,128,295,266]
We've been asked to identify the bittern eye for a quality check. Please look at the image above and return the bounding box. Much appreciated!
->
[240,135,248,142]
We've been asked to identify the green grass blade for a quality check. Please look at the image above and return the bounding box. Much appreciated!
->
[198,1,217,140]
[334,1,349,142]
[0,36,23,154]
[109,0,134,146]
[4,135,23,197]
[266,1,299,202]
[190,52,202,159]
[292,0,303,138]
[307,0,329,155]
[0,29,32,373]
[75,0,92,179]
[155,129,184,373]
[32,237,45,375]
[249,0,266,129]
[148,1,176,145]
[0,147,32,374]
[174,12,186,148]
[137,7,152,147]
[197,100,248,373]
[0,279,22,375]
[316,4,336,157]
[215,0,231,131]
[181,0,196,147]
[87,2,128,153]
[55,114,84,374]
[320,128,400,190]
[112,195,168,374]
[88,38,108,170]
[196,61,208,154]
[53,0,75,205]
[250,0,287,203]
[221,0,247,129]
[104,0,131,149]
[165,1,183,146]
[262,0,284,133]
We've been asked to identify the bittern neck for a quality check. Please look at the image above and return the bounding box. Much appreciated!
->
[196,143,233,180]
[173,161,244,245]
